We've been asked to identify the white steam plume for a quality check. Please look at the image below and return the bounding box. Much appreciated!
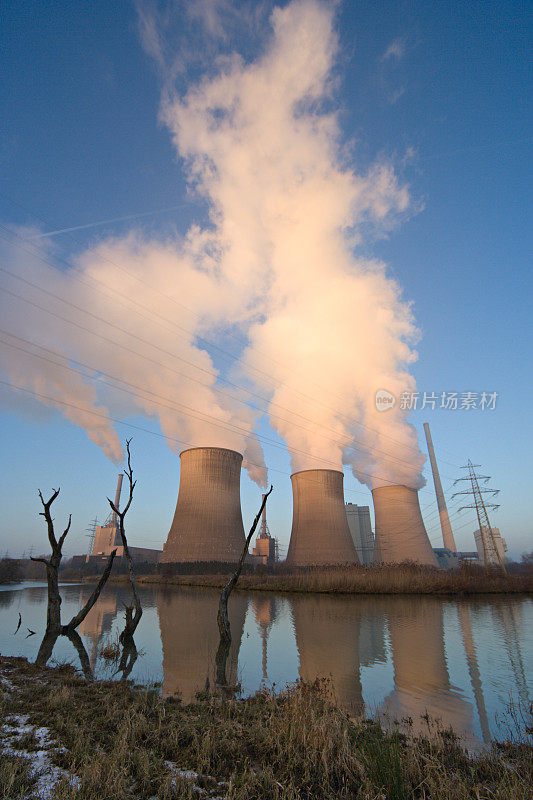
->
[0,229,268,485]
[161,0,426,489]
[1,0,426,491]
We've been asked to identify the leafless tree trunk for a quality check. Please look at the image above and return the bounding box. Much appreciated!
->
[216,486,273,686]
[63,553,117,631]
[107,439,142,645]
[114,639,138,681]
[31,489,71,640]
[32,487,116,666]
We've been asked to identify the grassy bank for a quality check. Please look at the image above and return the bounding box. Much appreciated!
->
[132,563,533,595]
[1,656,531,799]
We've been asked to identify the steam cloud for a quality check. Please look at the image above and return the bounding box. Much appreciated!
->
[0,0,426,490]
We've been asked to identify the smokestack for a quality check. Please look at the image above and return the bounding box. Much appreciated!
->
[112,474,123,524]
[161,447,246,563]
[372,485,438,566]
[423,422,457,552]
[286,469,359,566]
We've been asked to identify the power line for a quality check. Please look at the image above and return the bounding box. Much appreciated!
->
[0,273,445,480]
[0,195,464,468]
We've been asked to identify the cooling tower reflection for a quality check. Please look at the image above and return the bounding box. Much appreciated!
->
[156,586,248,700]
[380,597,475,743]
[290,595,370,716]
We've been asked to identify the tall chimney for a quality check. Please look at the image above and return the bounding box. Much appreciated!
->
[372,484,438,566]
[286,469,359,566]
[423,422,457,552]
[113,474,123,524]
[160,447,246,563]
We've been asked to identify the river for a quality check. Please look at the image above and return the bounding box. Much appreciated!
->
[0,582,531,748]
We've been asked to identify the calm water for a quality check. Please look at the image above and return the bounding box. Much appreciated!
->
[0,582,531,748]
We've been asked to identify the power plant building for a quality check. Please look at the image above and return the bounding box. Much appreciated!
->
[345,503,374,564]
[89,475,160,564]
[286,469,359,566]
[161,447,246,564]
[251,493,277,566]
[372,484,438,567]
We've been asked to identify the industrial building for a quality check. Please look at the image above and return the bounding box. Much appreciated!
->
[474,526,507,566]
[88,475,161,564]
[161,447,246,564]
[251,493,277,566]
[286,469,359,566]
[344,503,374,564]
[372,485,438,567]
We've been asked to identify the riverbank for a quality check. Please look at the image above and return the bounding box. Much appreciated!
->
[130,563,533,595]
[1,655,532,799]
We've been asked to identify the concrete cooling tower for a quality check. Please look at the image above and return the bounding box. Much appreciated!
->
[286,469,359,566]
[372,485,438,567]
[161,447,246,563]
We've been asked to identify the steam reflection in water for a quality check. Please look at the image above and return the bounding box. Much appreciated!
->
[0,583,530,747]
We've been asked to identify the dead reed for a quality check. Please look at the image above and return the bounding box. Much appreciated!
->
[138,562,533,595]
[0,655,531,799]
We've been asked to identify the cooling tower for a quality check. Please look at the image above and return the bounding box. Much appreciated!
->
[286,469,359,566]
[372,484,438,566]
[161,447,246,563]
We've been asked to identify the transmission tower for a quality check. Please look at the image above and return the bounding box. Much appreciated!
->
[85,517,99,557]
[452,460,505,572]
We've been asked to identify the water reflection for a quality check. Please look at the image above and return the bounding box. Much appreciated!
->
[490,601,530,707]
[457,602,491,743]
[290,595,365,715]
[156,587,247,700]
[252,595,278,682]
[0,582,530,747]
[78,589,118,669]
[381,598,474,742]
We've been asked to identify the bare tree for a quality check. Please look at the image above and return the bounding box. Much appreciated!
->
[216,486,273,687]
[31,489,117,651]
[31,489,72,637]
[107,439,142,645]
[32,487,117,668]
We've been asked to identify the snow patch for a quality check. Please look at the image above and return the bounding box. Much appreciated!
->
[164,759,229,798]
[1,714,80,799]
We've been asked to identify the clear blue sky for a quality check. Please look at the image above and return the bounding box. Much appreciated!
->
[0,0,531,559]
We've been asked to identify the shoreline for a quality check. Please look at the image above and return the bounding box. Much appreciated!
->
[123,565,533,596]
[1,655,531,799]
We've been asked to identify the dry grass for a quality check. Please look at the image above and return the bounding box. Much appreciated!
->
[0,655,531,799]
[138,562,533,596]
[100,634,121,663]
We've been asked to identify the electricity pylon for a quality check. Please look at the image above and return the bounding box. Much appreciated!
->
[85,517,99,557]
[452,460,505,572]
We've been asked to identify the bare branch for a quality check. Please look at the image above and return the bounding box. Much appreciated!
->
[110,440,142,643]
[57,515,72,551]
[37,488,61,551]
[217,486,273,648]
[63,550,117,631]
[30,556,50,566]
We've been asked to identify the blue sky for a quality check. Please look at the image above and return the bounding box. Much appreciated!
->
[0,0,531,559]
